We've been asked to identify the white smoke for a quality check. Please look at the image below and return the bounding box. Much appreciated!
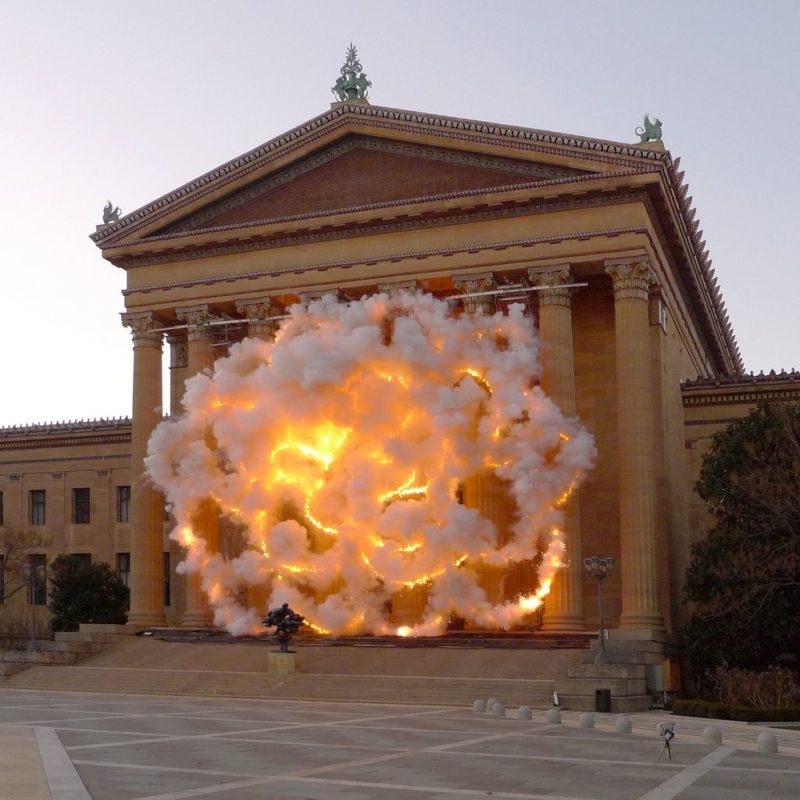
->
[146,291,595,635]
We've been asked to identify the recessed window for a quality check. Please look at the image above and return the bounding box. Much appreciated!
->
[73,488,90,524]
[163,551,171,607]
[28,554,47,605]
[116,552,130,587]
[29,490,46,526]
[0,491,4,526]
[116,486,131,523]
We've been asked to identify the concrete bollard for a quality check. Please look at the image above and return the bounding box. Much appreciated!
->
[486,697,499,712]
[517,705,532,720]
[473,700,486,713]
[546,708,562,724]
[579,712,594,729]
[615,716,632,734]
[757,732,778,753]
[491,702,505,717]
[703,726,722,746]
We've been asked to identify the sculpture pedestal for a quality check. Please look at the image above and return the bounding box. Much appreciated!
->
[267,652,298,675]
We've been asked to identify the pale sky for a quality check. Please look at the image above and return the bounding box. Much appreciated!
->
[1,0,798,426]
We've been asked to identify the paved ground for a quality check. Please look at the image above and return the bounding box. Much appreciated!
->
[2,689,800,800]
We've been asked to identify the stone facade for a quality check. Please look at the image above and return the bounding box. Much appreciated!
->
[1,102,795,639]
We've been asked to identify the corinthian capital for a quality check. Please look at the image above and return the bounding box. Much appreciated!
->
[176,305,214,342]
[528,265,574,308]
[235,297,283,340]
[122,312,163,348]
[605,259,656,302]
[453,273,496,315]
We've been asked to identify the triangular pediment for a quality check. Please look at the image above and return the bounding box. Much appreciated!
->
[93,103,669,251]
[153,135,591,237]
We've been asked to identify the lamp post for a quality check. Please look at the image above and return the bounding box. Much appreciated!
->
[583,556,615,665]
[22,559,46,652]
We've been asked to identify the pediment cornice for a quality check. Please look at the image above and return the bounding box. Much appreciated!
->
[91,103,670,249]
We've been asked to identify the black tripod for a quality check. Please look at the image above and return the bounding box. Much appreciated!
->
[657,724,676,762]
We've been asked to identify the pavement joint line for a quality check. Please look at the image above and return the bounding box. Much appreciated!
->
[634,746,737,800]
[63,706,454,750]
[71,759,263,779]
[34,726,92,800]
[284,775,603,800]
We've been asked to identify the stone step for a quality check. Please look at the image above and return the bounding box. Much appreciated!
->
[36,640,109,654]
[4,665,555,706]
[557,693,654,713]
[0,649,81,665]
[568,663,646,680]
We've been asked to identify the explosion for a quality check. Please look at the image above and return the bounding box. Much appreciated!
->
[146,291,595,636]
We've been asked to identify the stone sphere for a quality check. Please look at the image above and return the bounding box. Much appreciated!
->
[546,708,562,724]
[703,726,722,746]
[615,716,632,734]
[473,700,486,713]
[517,705,532,720]
[579,712,595,729]
[491,702,505,717]
[486,697,499,712]
[757,731,778,753]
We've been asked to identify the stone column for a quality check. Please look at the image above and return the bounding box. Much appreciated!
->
[452,274,511,610]
[605,259,664,630]
[167,333,189,417]
[234,298,283,616]
[529,266,585,631]
[122,312,166,626]
[235,298,283,341]
[176,305,220,626]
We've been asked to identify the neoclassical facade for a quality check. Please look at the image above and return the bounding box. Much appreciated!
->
[2,93,797,637]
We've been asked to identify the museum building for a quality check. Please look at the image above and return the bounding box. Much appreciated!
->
[2,59,799,639]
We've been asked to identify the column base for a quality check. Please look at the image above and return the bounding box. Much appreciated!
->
[181,610,214,628]
[127,611,166,628]
[540,614,586,632]
[618,612,665,632]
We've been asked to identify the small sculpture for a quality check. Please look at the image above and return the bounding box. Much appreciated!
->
[635,114,663,143]
[102,201,122,224]
[263,603,305,653]
[332,43,371,102]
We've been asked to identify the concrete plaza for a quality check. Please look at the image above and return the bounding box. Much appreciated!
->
[2,688,800,800]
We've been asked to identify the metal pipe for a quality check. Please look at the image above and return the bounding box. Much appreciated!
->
[446,283,588,301]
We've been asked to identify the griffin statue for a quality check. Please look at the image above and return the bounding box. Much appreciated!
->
[635,114,663,143]
[102,201,122,224]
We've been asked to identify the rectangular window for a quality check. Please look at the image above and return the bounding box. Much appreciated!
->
[73,488,90,524]
[163,551,171,607]
[29,490,46,526]
[116,486,131,523]
[0,490,4,525]
[0,555,5,604]
[116,552,130,586]
[28,554,47,605]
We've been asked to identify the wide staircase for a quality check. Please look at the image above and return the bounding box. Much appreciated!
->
[2,628,588,707]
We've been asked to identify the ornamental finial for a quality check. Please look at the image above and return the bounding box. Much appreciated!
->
[332,43,371,103]
[635,113,662,143]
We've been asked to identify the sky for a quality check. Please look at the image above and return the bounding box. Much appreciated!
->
[1,0,798,426]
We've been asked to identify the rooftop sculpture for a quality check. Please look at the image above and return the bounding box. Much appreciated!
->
[636,114,663,143]
[332,43,371,102]
[102,201,121,224]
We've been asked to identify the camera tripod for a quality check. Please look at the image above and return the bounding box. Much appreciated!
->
[657,724,676,762]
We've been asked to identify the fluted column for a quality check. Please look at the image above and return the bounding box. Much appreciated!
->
[235,298,283,341]
[452,274,511,612]
[606,259,664,630]
[123,312,166,626]
[167,333,189,417]
[529,266,585,631]
[177,305,219,626]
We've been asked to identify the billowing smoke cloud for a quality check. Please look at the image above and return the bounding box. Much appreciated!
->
[146,291,595,636]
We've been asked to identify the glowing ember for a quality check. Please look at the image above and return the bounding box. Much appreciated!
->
[146,291,594,636]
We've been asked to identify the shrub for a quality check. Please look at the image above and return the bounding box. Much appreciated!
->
[707,664,800,708]
[48,555,129,632]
